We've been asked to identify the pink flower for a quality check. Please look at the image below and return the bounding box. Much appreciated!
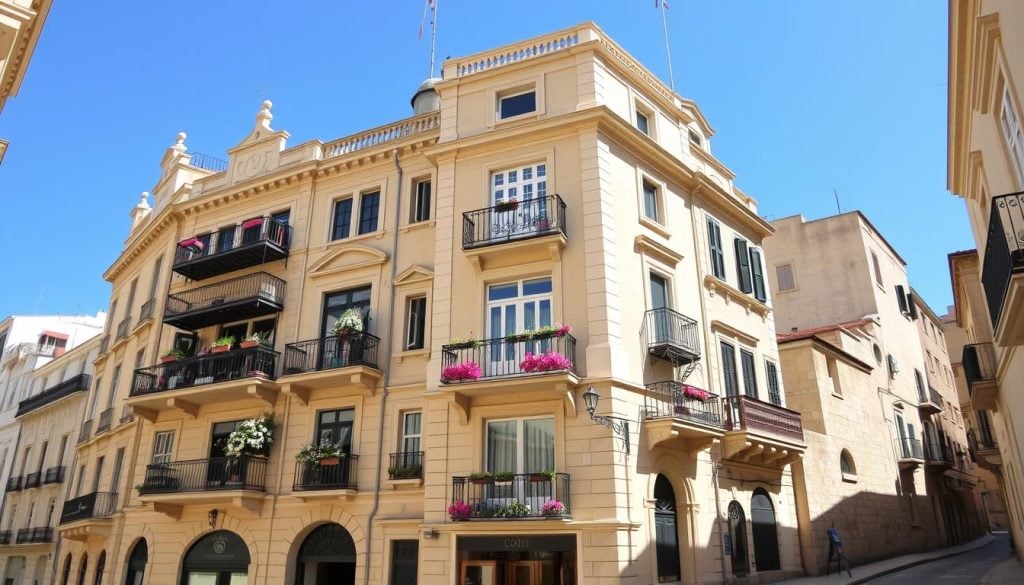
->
[555,324,571,336]
[541,500,565,516]
[442,362,482,382]
[520,352,572,373]
[448,500,472,520]
[682,384,709,402]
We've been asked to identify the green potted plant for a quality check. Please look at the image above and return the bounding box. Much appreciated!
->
[529,470,557,483]
[296,441,344,466]
[494,197,519,212]
[160,347,185,363]
[210,336,235,354]
[494,471,515,483]
[388,463,423,480]
[447,337,481,350]
[240,332,267,349]
[468,471,493,485]
[223,414,275,458]
[497,501,531,517]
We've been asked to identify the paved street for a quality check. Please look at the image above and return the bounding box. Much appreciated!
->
[863,534,1013,584]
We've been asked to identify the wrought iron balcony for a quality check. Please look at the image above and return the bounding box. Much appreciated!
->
[982,192,1024,340]
[164,272,286,331]
[173,216,292,281]
[130,346,277,397]
[722,395,804,442]
[643,382,723,429]
[924,440,954,467]
[95,408,114,433]
[388,451,424,480]
[186,151,228,173]
[119,404,134,424]
[918,385,943,415]
[16,373,90,417]
[23,472,40,489]
[293,455,359,491]
[895,437,924,463]
[5,476,21,492]
[77,419,93,443]
[0,530,10,545]
[282,333,381,375]
[15,527,52,544]
[115,316,132,341]
[963,343,997,390]
[138,298,155,324]
[43,466,66,485]
[643,308,701,366]
[462,194,567,249]
[98,335,109,355]
[450,472,571,520]
[139,456,267,494]
[440,333,577,383]
[60,492,117,524]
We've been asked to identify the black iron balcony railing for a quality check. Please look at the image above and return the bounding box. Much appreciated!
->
[139,456,267,494]
[293,455,359,491]
[5,476,21,492]
[924,441,954,466]
[982,191,1024,329]
[163,272,286,331]
[15,527,52,544]
[282,332,381,375]
[963,343,997,392]
[16,374,90,417]
[60,492,118,524]
[130,346,278,397]
[918,385,943,410]
[722,395,804,442]
[95,408,114,433]
[173,216,292,281]
[14,529,30,544]
[463,194,567,249]
[77,419,93,443]
[23,472,40,489]
[0,530,10,545]
[643,381,723,428]
[43,466,66,485]
[388,451,424,480]
[187,151,228,173]
[451,472,571,520]
[115,316,132,341]
[138,298,155,324]
[643,307,701,365]
[441,333,577,383]
[98,335,109,355]
[895,437,924,460]
[119,404,134,424]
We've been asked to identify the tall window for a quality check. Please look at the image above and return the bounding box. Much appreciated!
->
[390,540,419,585]
[734,238,752,293]
[331,199,354,240]
[358,190,380,234]
[642,180,661,223]
[401,412,422,454]
[111,448,125,497]
[871,251,883,287]
[405,296,427,350]
[485,417,554,474]
[151,431,174,465]
[654,475,681,582]
[317,409,355,452]
[486,278,552,341]
[125,279,138,319]
[322,287,371,337]
[148,256,163,300]
[411,179,431,223]
[489,163,548,241]
[721,341,738,396]
[765,360,782,405]
[92,456,105,492]
[1001,87,1024,185]
[106,365,121,409]
[57,436,68,465]
[636,109,650,136]
[740,349,757,397]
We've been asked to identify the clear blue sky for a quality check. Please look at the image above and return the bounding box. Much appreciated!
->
[0,0,970,318]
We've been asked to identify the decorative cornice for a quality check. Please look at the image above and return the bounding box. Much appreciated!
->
[710,319,759,346]
[703,275,771,318]
[633,235,683,267]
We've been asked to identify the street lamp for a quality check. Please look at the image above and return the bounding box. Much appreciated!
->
[582,386,631,454]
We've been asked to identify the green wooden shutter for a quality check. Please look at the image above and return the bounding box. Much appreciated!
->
[708,219,726,278]
[750,248,766,301]
[735,238,752,293]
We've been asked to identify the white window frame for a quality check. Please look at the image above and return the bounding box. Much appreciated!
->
[151,431,175,465]
[484,415,555,474]
[405,296,427,351]
[1001,86,1024,186]
[401,411,422,454]
[485,277,554,340]
[410,177,432,224]
[637,172,668,234]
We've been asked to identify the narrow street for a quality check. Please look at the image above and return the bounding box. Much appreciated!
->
[863,534,1013,584]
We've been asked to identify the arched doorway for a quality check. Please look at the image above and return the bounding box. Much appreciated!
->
[728,501,749,576]
[76,554,88,585]
[61,554,72,585]
[94,551,106,585]
[653,475,681,582]
[125,539,148,585]
[295,523,357,585]
[750,489,780,571]
[181,530,250,585]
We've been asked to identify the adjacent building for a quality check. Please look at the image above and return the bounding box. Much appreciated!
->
[948,0,1024,558]
[764,212,984,574]
[55,23,809,585]
[0,0,52,164]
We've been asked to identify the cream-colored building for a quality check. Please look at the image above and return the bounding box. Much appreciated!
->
[0,336,99,585]
[764,211,985,574]
[0,0,51,164]
[52,23,810,585]
[948,0,1024,558]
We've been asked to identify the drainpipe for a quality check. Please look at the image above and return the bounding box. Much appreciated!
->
[711,457,729,585]
[362,149,403,585]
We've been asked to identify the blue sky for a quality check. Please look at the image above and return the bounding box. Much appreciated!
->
[0,0,969,318]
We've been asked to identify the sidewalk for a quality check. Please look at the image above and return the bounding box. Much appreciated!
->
[981,555,1024,585]
[773,533,997,585]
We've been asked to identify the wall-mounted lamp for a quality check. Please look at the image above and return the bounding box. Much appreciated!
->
[208,509,219,528]
[582,386,631,454]
[423,527,438,540]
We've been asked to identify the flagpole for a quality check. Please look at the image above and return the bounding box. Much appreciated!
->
[660,2,676,91]
[429,0,439,78]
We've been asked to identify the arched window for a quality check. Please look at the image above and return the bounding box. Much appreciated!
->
[653,475,681,582]
[76,554,88,585]
[182,530,250,584]
[295,523,357,584]
[93,551,106,585]
[728,501,749,576]
[840,449,856,476]
[60,555,72,585]
[124,539,148,585]
[750,489,781,571]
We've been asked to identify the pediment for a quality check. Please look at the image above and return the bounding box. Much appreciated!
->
[309,244,389,278]
[226,100,290,185]
[394,265,434,286]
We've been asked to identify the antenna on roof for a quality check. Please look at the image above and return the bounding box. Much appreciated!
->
[656,0,676,91]
[833,188,842,214]
[419,0,439,78]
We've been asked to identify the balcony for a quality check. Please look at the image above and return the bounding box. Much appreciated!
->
[450,473,571,520]
[173,216,292,281]
[138,456,267,518]
[643,308,701,366]
[924,441,954,469]
[5,476,21,492]
[164,272,286,331]
[119,404,134,424]
[963,343,998,411]
[968,428,1002,472]
[15,528,52,544]
[23,472,40,489]
[138,298,155,325]
[461,195,568,270]
[918,385,943,415]
[0,530,9,545]
[43,466,65,485]
[77,419,92,443]
[895,437,925,468]
[388,451,424,483]
[59,492,117,542]
[293,456,359,499]
[95,408,113,434]
[982,192,1024,345]
[127,346,279,421]
[721,396,805,466]
[115,316,132,341]
[16,373,90,417]
[642,382,724,450]
[280,333,382,400]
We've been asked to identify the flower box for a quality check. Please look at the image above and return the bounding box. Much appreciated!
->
[160,356,178,364]
[239,340,261,349]
[211,345,231,354]
[241,217,264,230]
[494,199,519,212]
[520,352,572,373]
[442,362,482,383]
[319,456,341,466]
[682,385,709,402]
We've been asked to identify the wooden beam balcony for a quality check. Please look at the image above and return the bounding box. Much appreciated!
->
[721,395,805,467]
[642,381,723,452]
[137,456,267,519]
[279,333,382,403]
[173,216,292,281]
[163,272,286,331]
[461,195,568,271]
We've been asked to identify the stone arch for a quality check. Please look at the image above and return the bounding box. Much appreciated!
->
[181,530,251,584]
[93,550,106,585]
[648,457,698,585]
[122,537,148,585]
[60,553,73,585]
[76,553,88,585]
[175,523,261,585]
[281,507,367,585]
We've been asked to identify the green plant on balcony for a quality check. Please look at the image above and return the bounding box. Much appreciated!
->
[529,470,557,483]
[240,332,268,349]
[494,471,515,482]
[297,441,344,466]
[160,347,185,363]
[468,471,493,485]
[388,464,423,479]
[447,337,481,350]
[496,501,531,518]
[211,336,236,354]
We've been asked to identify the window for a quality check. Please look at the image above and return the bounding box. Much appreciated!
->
[401,411,422,454]
[735,238,752,293]
[486,277,552,341]
[405,296,427,350]
[331,198,354,240]
[926,351,934,372]
[217,225,236,253]
[74,465,85,497]
[649,273,669,310]
[688,128,703,148]
[486,417,554,473]
[111,448,125,497]
[358,190,380,235]
[498,88,536,119]
[317,408,355,452]
[1001,87,1024,185]
[135,350,146,369]
[148,256,163,300]
[721,341,738,396]
[827,357,842,396]
[886,354,899,378]
[390,540,419,585]
[749,247,766,302]
[914,369,926,402]
[775,263,796,292]
[707,219,726,279]
[636,109,650,136]
[840,449,856,478]
[740,349,757,397]
[411,178,431,223]
[642,180,661,223]
[871,251,883,287]
[92,456,104,492]
[151,431,174,465]
[57,436,67,465]
[106,365,121,409]
[36,441,47,473]
[765,360,782,405]
[322,286,371,337]
[125,278,138,318]
[895,284,909,314]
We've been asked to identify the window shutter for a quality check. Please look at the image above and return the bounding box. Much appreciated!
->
[895,285,908,314]
[707,219,726,278]
[750,248,766,302]
[766,361,782,405]
[721,342,738,396]
[735,239,752,293]
[907,292,919,319]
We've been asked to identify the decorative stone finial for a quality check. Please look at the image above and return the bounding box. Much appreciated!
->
[137,192,151,208]
[172,131,187,155]
[256,100,273,129]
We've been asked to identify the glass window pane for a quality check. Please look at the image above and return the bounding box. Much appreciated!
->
[358,191,380,234]
[500,91,536,119]
[332,199,353,240]
[486,421,517,473]
[524,302,536,331]
[539,300,551,327]
[404,412,421,435]
[522,278,552,296]
[524,418,555,472]
[488,283,519,301]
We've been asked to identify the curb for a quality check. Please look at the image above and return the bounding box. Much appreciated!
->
[840,534,997,585]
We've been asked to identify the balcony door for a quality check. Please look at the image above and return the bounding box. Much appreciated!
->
[649,272,670,341]
[485,417,554,512]
[319,287,371,369]
[209,421,243,487]
[486,278,552,375]
[894,411,915,458]
[490,163,548,240]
